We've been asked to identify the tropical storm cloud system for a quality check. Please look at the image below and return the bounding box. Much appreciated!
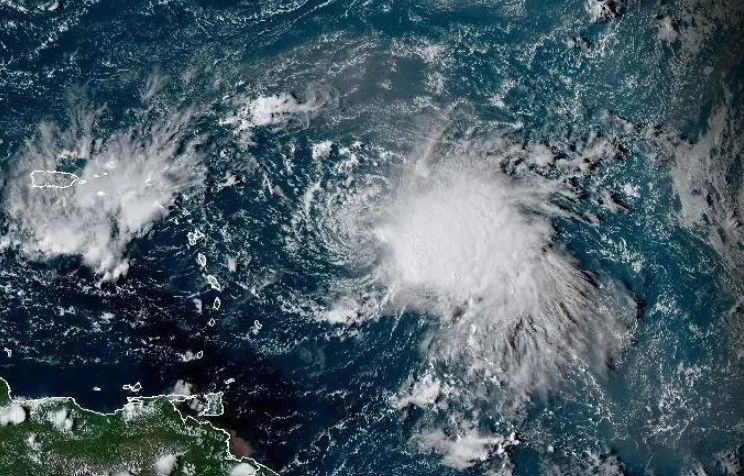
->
[0,0,743,475]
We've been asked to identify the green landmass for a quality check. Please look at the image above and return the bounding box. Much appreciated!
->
[0,378,278,476]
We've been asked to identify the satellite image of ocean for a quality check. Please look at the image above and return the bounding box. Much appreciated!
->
[0,0,743,475]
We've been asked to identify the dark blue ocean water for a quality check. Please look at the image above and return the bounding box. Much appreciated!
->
[1,0,743,475]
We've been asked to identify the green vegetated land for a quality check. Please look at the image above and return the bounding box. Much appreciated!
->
[0,378,278,476]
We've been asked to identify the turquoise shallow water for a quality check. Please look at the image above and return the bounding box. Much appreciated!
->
[1,0,743,474]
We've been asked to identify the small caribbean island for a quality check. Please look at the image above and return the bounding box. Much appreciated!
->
[0,378,278,476]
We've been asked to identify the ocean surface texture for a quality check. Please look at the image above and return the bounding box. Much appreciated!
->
[1,0,743,474]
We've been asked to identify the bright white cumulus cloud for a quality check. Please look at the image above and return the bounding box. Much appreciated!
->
[221,85,339,143]
[1,101,205,281]
[297,126,637,467]
[303,129,637,417]
[374,155,637,469]
[416,426,514,471]
[379,165,635,407]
